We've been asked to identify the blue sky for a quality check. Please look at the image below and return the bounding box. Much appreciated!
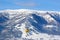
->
[0,0,60,11]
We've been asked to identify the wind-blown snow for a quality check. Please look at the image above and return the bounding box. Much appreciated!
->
[0,9,60,40]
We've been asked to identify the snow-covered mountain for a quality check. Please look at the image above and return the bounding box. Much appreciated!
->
[0,9,60,40]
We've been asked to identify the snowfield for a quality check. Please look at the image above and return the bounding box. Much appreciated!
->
[0,9,60,40]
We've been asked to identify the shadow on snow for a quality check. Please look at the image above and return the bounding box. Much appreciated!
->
[28,14,60,35]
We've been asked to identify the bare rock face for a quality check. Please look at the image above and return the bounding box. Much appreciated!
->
[0,9,60,40]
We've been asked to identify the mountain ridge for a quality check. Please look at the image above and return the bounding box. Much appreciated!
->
[0,9,60,40]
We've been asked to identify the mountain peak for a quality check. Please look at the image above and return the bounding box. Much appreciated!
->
[0,9,60,40]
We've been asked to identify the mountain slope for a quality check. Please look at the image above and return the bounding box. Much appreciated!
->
[0,9,60,40]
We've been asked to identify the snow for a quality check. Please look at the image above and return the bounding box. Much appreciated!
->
[0,9,60,40]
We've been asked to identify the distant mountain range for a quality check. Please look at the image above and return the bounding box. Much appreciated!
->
[0,9,60,40]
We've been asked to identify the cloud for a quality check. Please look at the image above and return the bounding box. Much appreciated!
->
[15,2,37,7]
